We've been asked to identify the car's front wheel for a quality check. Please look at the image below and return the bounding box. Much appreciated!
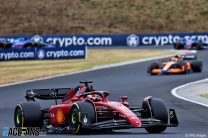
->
[142,97,168,133]
[69,101,96,134]
[147,62,160,75]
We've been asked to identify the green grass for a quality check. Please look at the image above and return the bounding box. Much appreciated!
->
[0,49,174,85]
[200,93,208,99]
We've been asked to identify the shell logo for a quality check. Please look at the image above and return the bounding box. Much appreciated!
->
[56,109,65,124]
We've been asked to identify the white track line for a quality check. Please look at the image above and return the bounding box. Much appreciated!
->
[0,54,175,88]
[171,78,208,108]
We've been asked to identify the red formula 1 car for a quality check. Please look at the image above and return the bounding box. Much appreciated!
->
[147,55,203,75]
[14,81,178,134]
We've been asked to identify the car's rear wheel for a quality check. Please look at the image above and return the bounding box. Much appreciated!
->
[191,61,203,72]
[173,43,184,49]
[142,97,168,133]
[14,102,42,127]
[193,43,202,50]
[0,43,4,48]
[69,101,96,134]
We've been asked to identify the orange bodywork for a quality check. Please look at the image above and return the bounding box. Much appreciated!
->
[151,61,191,74]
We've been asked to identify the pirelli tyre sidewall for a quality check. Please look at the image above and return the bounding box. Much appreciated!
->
[192,42,202,50]
[173,43,184,49]
[142,97,168,133]
[14,102,42,127]
[69,101,96,134]
[191,60,203,72]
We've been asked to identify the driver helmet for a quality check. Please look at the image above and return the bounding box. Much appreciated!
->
[170,55,182,62]
[87,94,101,102]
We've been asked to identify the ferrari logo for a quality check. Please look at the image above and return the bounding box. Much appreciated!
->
[56,109,65,124]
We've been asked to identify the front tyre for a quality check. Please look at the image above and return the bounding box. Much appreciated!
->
[69,101,96,134]
[142,97,168,133]
[147,62,160,75]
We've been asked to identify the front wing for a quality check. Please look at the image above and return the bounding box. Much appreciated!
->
[81,109,178,130]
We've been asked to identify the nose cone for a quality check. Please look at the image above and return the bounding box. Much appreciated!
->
[128,115,142,127]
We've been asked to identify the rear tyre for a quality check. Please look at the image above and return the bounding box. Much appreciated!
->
[0,43,4,48]
[147,62,160,75]
[14,102,42,127]
[173,43,184,49]
[193,43,202,50]
[191,61,203,72]
[142,97,168,133]
[69,101,96,134]
[23,43,33,48]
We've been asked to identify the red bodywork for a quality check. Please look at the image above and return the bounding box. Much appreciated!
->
[48,85,141,127]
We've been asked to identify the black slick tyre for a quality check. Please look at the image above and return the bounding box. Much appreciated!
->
[69,101,96,134]
[191,61,203,72]
[148,62,159,75]
[14,102,42,127]
[173,43,183,49]
[142,97,168,133]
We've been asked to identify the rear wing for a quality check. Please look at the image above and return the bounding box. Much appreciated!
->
[181,54,197,60]
[25,88,73,101]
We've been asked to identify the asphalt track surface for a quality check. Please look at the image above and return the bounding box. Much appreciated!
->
[0,49,208,138]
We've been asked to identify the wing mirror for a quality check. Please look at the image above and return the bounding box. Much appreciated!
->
[103,91,109,97]
[120,96,128,102]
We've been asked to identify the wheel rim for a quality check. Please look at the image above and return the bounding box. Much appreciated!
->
[16,114,20,124]
[15,108,22,127]
[71,113,77,124]
[70,108,79,128]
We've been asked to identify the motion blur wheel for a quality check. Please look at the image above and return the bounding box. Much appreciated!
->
[14,102,42,127]
[69,107,80,133]
[173,43,184,49]
[193,43,202,50]
[191,61,203,72]
[14,106,23,127]
[148,62,160,75]
[69,101,96,134]
[142,97,168,133]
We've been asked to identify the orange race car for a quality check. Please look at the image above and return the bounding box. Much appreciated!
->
[147,55,203,75]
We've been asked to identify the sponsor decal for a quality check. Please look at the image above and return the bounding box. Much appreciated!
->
[127,34,139,47]
[1,33,208,47]
[0,46,86,61]
[56,109,65,124]
[37,49,45,59]
[31,35,43,43]
[46,36,112,47]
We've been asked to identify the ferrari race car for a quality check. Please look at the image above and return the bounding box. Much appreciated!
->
[0,35,54,49]
[173,37,208,50]
[14,81,178,134]
[147,55,203,75]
